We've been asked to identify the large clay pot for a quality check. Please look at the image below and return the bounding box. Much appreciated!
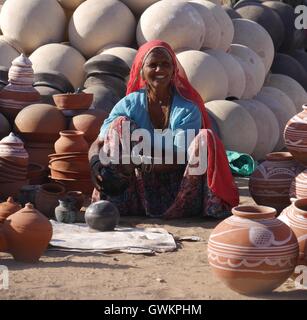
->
[68,110,108,145]
[69,0,136,58]
[228,44,265,99]
[35,183,66,218]
[223,5,241,19]
[0,197,21,224]
[85,200,119,231]
[3,203,53,262]
[255,86,297,151]
[208,205,299,295]
[176,50,228,102]
[271,53,307,91]
[53,92,93,110]
[54,130,88,154]
[206,100,258,155]
[0,0,66,54]
[290,50,307,76]
[235,3,285,50]
[249,152,302,213]
[14,104,66,143]
[30,43,86,90]
[236,99,279,161]
[204,49,246,99]
[264,73,307,113]
[137,1,205,52]
[232,18,274,75]
[120,0,159,16]
[279,198,307,265]
[290,169,307,200]
[284,105,307,166]
[57,0,85,10]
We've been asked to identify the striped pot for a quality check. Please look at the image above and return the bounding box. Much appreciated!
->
[284,104,307,166]
[290,169,307,199]
[279,199,307,266]
[208,205,299,295]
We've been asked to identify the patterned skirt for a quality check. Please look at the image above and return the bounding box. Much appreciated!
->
[92,116,232,219]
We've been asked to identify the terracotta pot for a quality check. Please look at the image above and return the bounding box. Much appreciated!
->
[208,205,299,295]
[249,152,303,213]
[27,162,47,185]
[49,157,89,173]
[54,130,88,154]
[33,72,75,94]
[279,198,307,265]
[35,183,66,218]
[0,179,29,200]
[53,92,93,110]
[52,178,93,195]
[0,197,21,223]
[284,104,307,166]
[3,203,53,262]
[290,169,307,200]
[49,165,90,180]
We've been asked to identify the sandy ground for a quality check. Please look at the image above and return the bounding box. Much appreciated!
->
[0,177,307,300]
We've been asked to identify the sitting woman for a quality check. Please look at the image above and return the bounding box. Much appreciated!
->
[89,40,239,219]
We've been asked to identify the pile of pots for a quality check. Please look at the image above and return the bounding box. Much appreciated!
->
[49,130,93,195]
[0,132,29,200]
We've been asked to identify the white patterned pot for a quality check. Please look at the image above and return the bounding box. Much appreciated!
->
[208,205,299,295]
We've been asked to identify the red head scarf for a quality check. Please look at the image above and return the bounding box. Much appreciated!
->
[127,40,239,208]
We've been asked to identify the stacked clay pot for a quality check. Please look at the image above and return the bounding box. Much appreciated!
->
[279,198,307,266]
[0,197,21,224]
[208,205,299,295]
[83,54,130,113]
[249,152,303,214]
[49,130,93,194]
[14,103,66,167]
[0,203,53,262]
[0,132,29,199]
[35,182,66,218]
[0,54,40,124]
[53,91,93,119]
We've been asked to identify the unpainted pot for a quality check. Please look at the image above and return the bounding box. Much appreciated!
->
[54,130,88,154]
[0,197,21,224]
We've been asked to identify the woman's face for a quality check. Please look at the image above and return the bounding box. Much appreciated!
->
[142,48,174,91]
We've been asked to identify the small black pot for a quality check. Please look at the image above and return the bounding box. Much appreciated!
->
[85,200,120,231]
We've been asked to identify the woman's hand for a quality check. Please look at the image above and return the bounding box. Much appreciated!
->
[89,154,103,191]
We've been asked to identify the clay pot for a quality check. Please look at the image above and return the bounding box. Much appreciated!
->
[284,105,307,166]
[279,198,307,265]
[120,0,159,17]
[3,203,53,262]
[69,0,136,58]
[27,162,47,185]
[208,205,299,295]
[33,72,75,94]
[0,0,65,54]
[0,35,21,69]
[98,46,137,69]
[223,5,242,19]
[53,92,93,110]
[0,197,21,224]
[68,110,108,145]
[55,198,76,224]
[35,183,66,218]
[290,169,307,200]
[85,200,119,231]
[0,112,10,139]
[49,158,89,174]
[0,224,8,252]
[54,130,89,154]
[49,166,90,180]
[14,104,66,143]
[17,185,40,207]
[249,152,302,213]
[30,43,85,90]
[0,180,29,200]
[137,1,204,52]
[52,178,93,195]
[176,50,228,102]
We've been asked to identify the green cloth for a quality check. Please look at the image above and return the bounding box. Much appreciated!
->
[226,150,256,177]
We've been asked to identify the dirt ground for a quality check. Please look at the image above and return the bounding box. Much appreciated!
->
[0,177,306,300]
